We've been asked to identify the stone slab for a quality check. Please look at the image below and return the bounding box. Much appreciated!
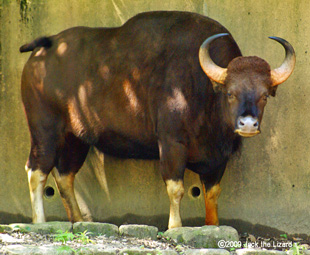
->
[164,225,239,248]
[9,222,72,234]
[73,222,119,237]
[119,224,158,240]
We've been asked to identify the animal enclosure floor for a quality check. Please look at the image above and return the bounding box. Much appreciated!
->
[0,223,309,254]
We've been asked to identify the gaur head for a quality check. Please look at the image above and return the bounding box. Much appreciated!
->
[199,33,295,137]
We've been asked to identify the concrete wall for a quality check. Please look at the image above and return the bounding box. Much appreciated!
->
[204,0,310,236]
[0,0,309,236]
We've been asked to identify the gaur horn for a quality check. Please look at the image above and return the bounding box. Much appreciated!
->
[199,33,229,84]
[269,36,296,86]
[199,34,296,87]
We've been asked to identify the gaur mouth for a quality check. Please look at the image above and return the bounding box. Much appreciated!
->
[234,129,261,138]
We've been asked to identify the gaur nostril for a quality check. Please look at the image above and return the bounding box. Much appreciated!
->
[237,116,259,130]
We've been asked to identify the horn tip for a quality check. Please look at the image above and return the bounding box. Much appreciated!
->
[203,33,230,45]
[217,32,230,37]
[268,36,289,44]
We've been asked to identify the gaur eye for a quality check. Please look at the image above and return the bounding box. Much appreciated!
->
[227,92,235,100]
[262,94,269,101]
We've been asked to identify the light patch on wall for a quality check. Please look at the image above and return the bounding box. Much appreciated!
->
[92,148,111,202]
[167,88,188,113]
[269,130,279,150]
[75,190,93,221]
[111,0,126,24]
[123,79,141,114]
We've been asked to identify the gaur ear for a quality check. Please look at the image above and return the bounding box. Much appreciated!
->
[269,85,278,97]
[210,80,225,93]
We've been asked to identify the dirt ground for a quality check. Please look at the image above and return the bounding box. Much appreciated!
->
[0,228,309,254]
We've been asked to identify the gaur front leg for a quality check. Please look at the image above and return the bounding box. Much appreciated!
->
[52,170,83,222]
[199,160,227,225]
[54,134,90,223]
[166,179,184,229]
[158,137,187,229]
[201,182,221,225]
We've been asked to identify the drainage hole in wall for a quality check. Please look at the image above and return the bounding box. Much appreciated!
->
[190,186,201,198]
[44,186,55,199]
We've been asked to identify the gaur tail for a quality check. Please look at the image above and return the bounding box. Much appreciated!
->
[19,37,52,53]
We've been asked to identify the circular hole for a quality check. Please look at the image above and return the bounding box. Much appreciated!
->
[44,186,55,199]
[190,186,201,198]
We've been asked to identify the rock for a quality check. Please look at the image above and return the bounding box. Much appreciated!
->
[9,221,72,234]
[164,225,239,248]
[73,222,119,237]
[183,249,230,255]
[248,234,257,242]
[235,249,287,255]
[1,244,70,255]
[119,248,177,254]
[2,244,118,255]
[119,224,158,240]
[0,224,13,232]
[76,246,117,254]
[0,233,25,243]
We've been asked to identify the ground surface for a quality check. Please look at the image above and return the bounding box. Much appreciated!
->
[0,231,190,254]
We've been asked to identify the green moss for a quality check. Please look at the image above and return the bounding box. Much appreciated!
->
[0,225,13,233]
[18,0,31,23]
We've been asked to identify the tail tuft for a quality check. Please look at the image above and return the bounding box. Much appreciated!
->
[20,37,52,53]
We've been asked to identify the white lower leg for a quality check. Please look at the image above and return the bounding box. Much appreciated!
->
[26,167,47,223]
[166,179,184,229]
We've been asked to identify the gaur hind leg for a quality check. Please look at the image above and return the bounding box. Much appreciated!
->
[26,166,49,223]
[200,161,227,225]
[53,133,89,223]
[158,138,187,229]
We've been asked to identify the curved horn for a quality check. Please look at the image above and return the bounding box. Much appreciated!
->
[269,36,296,86]
[199,33,229,84]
